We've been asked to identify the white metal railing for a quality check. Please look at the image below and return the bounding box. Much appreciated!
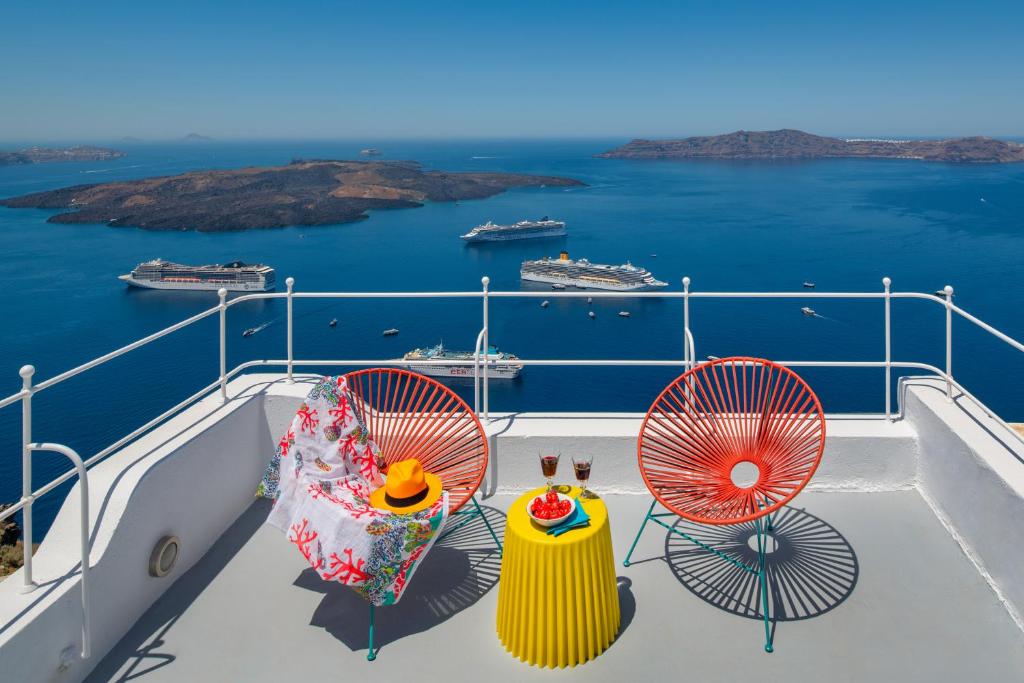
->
[3,273,1024,657]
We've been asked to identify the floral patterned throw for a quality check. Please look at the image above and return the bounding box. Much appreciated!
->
[258,376,449,606]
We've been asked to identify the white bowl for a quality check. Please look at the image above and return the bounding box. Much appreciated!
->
[526,491,576,527]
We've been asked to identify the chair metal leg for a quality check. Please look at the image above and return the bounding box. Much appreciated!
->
[472,495,503,553]
[756,518,774,653]
[623,498,658,567]
[367,603,377,661]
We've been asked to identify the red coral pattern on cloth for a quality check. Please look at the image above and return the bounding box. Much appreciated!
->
[264,376,449,606]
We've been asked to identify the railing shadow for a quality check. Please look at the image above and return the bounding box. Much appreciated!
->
[83,499,272,682]
[664,506,858,626]
[294,504,506,656]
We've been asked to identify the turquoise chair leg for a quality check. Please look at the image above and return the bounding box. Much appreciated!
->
[367,603,377,661]
[472,495,503,553]
[623,498,658,567]
[435,496,503,553]
[756,517,774,653]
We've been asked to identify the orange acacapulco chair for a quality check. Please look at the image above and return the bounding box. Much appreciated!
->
[343,368,502,660]
[623,357,825,653]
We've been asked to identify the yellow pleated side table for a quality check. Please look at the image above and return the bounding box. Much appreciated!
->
[496,486,620,668]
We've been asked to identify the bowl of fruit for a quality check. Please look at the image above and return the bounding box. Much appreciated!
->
[528,490,575,527]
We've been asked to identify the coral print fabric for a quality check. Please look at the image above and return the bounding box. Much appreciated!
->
[259,376,449,606]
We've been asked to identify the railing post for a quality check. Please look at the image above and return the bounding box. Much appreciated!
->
[218,288,227,401]
[286,277,295,383]
[944,284,954,402]
[27,443,91,659]
[481,276,490,419]
[19,364,36,593]
[883,277,892,421]
[682,277,691,368]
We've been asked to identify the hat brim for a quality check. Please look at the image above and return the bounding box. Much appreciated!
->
[369,472,443,515]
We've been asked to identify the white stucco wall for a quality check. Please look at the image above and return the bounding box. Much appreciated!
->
[0,388,275,683]
[903,377,1024,629]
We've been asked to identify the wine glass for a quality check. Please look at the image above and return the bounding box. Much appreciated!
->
[573,455,593,499]
[539,452,560,491]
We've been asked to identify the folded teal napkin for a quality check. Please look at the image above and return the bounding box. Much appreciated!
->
[547,501,591,537]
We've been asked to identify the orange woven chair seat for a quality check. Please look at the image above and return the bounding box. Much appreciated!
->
[344,368,487,514]
[639,357,825,525]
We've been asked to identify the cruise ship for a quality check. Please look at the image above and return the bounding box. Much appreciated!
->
[403,343,522,378]
[118,259,276,292]
[520,251,667,290]
[461,217,566,242]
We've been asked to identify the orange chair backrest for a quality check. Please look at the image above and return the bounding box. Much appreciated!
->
[638,357,825,525]
[344,368,488,514]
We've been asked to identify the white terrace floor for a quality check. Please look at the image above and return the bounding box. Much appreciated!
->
[85,490,1024,683]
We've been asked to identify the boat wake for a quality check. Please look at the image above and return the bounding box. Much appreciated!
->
[808,312,851,327]
[83,164,146,174]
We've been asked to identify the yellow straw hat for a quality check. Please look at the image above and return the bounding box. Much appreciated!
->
[370,458,443,514]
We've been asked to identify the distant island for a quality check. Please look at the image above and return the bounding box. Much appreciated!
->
[182,133,213,141]
[0,159,584,231]
[598,129,1024,163]
[0,145,125,166]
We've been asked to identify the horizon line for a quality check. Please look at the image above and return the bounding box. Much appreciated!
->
[3,130,1024,147]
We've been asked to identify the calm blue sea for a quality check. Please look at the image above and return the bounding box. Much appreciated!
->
[3,139,1024,532]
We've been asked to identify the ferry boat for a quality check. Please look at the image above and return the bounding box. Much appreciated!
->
[461,217,567,242]
[119,259,275,292]
[403,343,523,378]
[520,251,667,291]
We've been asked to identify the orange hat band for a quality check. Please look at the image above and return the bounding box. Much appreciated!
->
[384,486,429,509]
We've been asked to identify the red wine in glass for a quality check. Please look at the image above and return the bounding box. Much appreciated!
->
[573,455,593,498]
[540,453,560,491]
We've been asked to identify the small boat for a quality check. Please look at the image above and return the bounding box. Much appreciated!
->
[618,311,630,317]
[541,300,549,308]
[360,148,381,156]
[242,328,257,338]
[803,281,816,288]
[706,355,720,361]
[587,297,593,305]
[383,328,400,336]
[588,311,596,319]
[650,254,657,258]
[328,318,338,327]
[801,307,816,317]
[935,290,952,298]
[552,283,567,290]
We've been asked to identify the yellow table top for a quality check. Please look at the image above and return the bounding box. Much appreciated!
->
[496,485,620,668]
[505,485,608,545]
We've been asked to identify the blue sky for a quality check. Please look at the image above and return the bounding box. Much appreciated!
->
[2,0,1022,141]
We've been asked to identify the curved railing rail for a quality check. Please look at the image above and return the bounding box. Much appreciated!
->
[3,274,1024,605]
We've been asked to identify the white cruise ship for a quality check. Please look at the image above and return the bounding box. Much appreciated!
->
[520,251,667,290]
[403,343,522,378]
[461,217,566,242]
[119,259,276,292]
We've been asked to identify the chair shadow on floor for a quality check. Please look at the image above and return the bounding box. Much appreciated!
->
[293,503,506,656]
[663,505,858,637]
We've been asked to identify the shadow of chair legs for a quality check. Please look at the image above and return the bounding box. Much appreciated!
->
[663,506,858,644]
[294,503,506,656]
